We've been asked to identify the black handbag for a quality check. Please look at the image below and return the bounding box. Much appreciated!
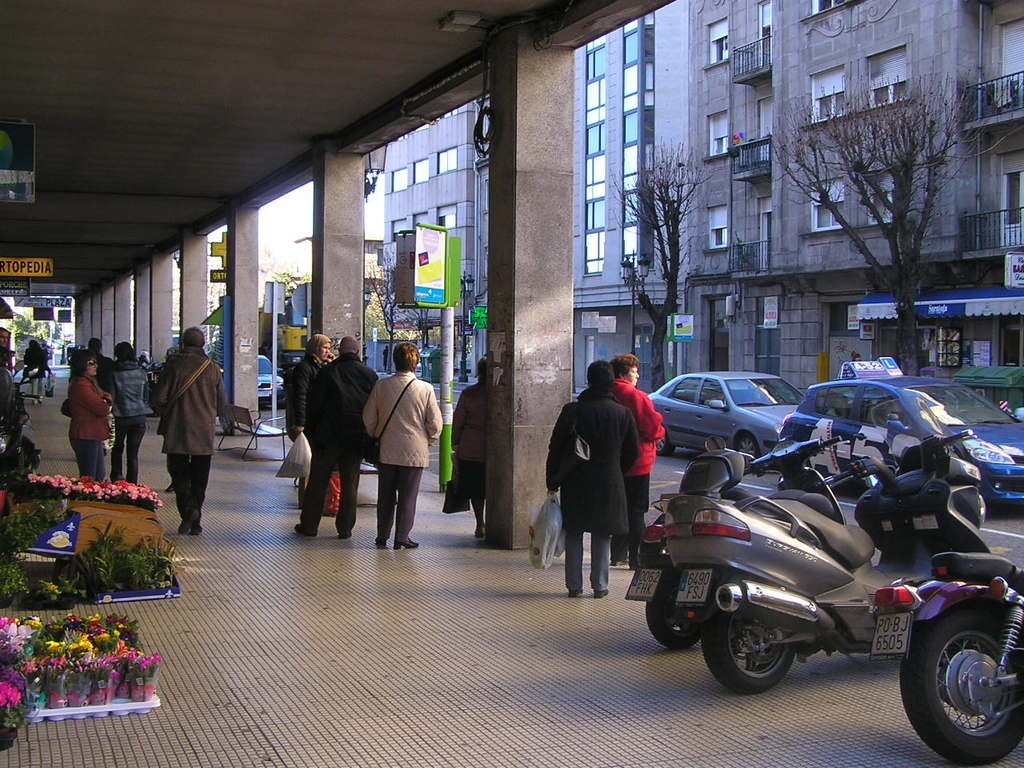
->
[364,379,415,466]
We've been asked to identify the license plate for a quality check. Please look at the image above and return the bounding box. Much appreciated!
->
[871,612,913,659]
[625,568,662,601]
[675,569,713,605]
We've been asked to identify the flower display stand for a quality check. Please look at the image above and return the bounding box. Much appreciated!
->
[94,575,181,605]
[29,500,167,557]
[27,696,160,723]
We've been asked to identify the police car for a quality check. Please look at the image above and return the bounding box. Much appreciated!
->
[779,358,1024,514]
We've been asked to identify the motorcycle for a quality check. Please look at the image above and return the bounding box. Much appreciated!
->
[873,554,1024,764]
[0,368,41,473]
[630,434,846,649]
[636,430,988,694]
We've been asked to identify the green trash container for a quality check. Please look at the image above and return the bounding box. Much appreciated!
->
[952,366,1024,411]
[422,348,442,384]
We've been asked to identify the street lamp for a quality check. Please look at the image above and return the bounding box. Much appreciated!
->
[458,273,476,382]
[620,253,651,356]
[363,285,372,362]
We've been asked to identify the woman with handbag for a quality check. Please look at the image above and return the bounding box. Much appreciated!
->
[451,357,488,538]
[67,349,113,480]
[363,342,442,549]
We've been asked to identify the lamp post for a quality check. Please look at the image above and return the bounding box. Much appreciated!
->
[363,286,372,362]
[458,273,476,382]
[620,254,651,356]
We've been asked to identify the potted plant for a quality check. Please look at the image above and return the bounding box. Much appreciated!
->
[0,557,27,609]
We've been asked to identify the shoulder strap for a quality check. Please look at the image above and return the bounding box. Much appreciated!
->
[376,378,416,439]
[165,358,212,409]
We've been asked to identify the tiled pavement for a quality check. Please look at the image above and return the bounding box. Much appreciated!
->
[2,376,969,767]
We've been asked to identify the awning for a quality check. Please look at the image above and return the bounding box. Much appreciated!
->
[201,305,224,326]
[857,287,1024,320]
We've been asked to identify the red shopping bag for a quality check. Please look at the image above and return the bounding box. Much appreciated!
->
[322,471,341,516]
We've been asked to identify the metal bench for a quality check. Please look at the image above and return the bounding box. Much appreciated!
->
[217,404,286,459]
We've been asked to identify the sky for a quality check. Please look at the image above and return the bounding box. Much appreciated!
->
[257,180,384,255]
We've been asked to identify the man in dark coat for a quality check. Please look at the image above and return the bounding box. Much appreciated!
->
[151,327,227,536]
[295,335,378,538]
[285,333,333,505]
[546,360,639,598]
[87,337,115,393]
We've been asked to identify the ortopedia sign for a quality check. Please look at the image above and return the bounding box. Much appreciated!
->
[15,295,71,308]
[0,257,53,277]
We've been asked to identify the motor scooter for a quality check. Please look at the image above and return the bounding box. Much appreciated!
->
[643,431,988,694]
[874,554,1024,764]
[0,368,41,472]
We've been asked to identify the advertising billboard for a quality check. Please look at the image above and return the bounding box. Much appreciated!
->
[414,225,448,307]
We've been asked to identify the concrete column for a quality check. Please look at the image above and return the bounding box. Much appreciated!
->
[312,148,364,341]
[180,230,209,329]
[151,252,174,362]
[75,294,91,345]
[228,204,259,410]
[134,263,152,357]
[114,272,132,346]
[100,284,115,354]
[90,291,102,345]
[486,29,575,549]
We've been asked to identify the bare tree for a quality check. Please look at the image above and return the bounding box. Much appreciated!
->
[774,77,969,374]
[619,144,708,388]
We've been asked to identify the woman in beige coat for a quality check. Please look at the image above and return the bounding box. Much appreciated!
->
[363,342,442,549]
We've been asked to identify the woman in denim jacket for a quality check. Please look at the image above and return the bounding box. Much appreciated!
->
[109,341,150,483]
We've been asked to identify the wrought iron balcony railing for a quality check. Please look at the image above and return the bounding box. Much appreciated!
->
[729,240,771,273]
[732,36,771,83]
[961,207,1024,251]
[967,71,1024,121]
[731,136,771,180]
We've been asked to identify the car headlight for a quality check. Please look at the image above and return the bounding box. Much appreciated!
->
[967,439,1015,465]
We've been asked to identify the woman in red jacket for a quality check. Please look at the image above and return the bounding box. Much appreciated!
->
[609,353,665,570]
[68,349,112,479]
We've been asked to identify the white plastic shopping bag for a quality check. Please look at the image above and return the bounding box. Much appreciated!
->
[528,493,566,570]
[276,432,312,478]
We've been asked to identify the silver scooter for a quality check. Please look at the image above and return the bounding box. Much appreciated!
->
[652,431,988,694]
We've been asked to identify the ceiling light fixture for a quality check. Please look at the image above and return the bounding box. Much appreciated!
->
[438,10,483,32]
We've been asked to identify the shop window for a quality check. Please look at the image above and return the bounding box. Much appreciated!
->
[936,327,962,368]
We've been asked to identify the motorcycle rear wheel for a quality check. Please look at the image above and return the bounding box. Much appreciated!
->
[701,611,795,694]
[645,577,701,650]
[900,609,1024,765]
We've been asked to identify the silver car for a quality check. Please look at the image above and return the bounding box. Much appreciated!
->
[651,371,803,457]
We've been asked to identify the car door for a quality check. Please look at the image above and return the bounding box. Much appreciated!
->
[803,384,863,474]
[693,376,733,446]
[853,384,918,468]
[659,376,703,448]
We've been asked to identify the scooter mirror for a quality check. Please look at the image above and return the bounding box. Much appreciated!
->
[705,435,727,452]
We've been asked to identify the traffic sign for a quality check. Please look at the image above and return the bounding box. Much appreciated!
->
[210,269,228,283]
[15,296,71,308]
[470,305,488,329]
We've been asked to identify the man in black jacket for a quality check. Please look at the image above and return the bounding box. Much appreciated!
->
[286,333,332,504]
[294,336,378,538]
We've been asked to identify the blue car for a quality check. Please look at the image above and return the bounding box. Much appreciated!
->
[780,375,1024,514]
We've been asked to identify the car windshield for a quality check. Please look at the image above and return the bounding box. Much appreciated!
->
[910,384,1015,428]
[725,377,803,407]
[258,357,272,375]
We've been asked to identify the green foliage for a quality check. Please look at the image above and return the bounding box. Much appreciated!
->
[0,503,64,555]
[21,577,87,609]
[73,526,177,596]
[0,555,28,605]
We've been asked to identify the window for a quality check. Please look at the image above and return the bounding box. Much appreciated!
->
[709,19,729,65]
[759,1,772,37]
[758,96,774,137]
[814,0,845,12]
[708,111,728,156]
[869,47,907,106]
[814,385,857,420]
[709,205,728,248]
[811,67,845,121]
[389,219,407,242]
[623,145,638,179]
[586,43,606,79]
[585,156,606,200]
[586,199,605,230]
[861,386,904,426]
[623,225,637,258]
[585,231,605,274]
[698,378,726,407]
[623,112,639,144]
[413,159,429,184]
[437,147,458,174]
[412,212,429,227]
[671,377,700,403]
[812,182,844,231]
[624,24,639,64]
[391,167,408,192]
[438,205,457,229]
[587,123,606,154]
[586,79,607,124]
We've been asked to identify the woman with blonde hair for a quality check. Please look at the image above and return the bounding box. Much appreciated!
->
[363,342,442,549]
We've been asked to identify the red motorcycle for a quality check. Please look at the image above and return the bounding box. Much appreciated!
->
[874,553,1024,764]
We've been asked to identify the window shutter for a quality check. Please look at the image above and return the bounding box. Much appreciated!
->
[869,48,906,87]
[1003,19,1024,76]
[812,67,844,97]
[709,19,727,41]
[1002,151,1024,176]
[710,206,727,229]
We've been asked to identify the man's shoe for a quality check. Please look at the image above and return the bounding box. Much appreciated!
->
[189,524,202,535]
[594,589,609,599]
[374,537,388,549]
[337,531,351,540]
[177,519,191,535]
[293,524,316,537]
[567,589,583,598]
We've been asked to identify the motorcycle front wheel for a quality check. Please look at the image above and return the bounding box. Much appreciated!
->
[700,611,795,694]
[644,577,700,650]
[900,608,1024,765]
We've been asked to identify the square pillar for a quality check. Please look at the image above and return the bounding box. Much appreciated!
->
[181,230,209,329]
[486,29,575,548]
[312,148,364,341]
[228,204,259,410]
[134,263,152,358]
[100,284,115,353]
[75,294,91,345]
[151,252,175,362]
[90,291,102,344]
[114,272,133,346]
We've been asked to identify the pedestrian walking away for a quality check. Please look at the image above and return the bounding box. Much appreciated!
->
[286,333,334,506]
[545,360,639,598]
[609,353,665,570]
[451,357,488,538]
[109,341,150,484]
[294,336,377,539]
[363,342,442,550]
[67,349,113,480]
[151,327,227,536]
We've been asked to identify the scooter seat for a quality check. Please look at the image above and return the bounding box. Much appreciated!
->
[931,552,1024,592]
[770,498,876,571]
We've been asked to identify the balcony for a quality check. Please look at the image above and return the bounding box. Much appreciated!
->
[965,71,1024,127]
[729,240,770,273]
[732,36,771,85]
[961,207,1024,252]
[731,136,771,182]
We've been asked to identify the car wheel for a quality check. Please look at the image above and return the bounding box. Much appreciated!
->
[734,432,761,457]
[658,436,675,456]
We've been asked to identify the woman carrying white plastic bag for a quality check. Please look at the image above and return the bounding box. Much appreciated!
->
[529,493,566,569]
[277,432,312,478]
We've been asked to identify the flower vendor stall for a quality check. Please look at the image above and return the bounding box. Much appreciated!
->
[1,613,163,750]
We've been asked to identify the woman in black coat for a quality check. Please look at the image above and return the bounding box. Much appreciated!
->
[545,360,639,598]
